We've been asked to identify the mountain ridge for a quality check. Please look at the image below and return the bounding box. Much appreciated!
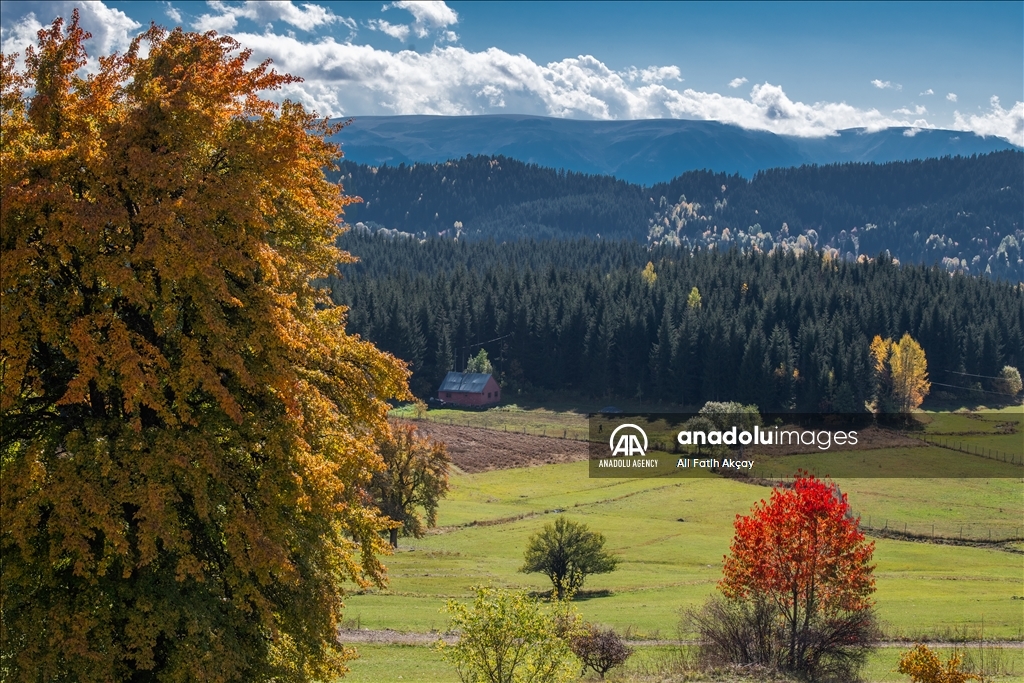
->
[332,115,1021,186]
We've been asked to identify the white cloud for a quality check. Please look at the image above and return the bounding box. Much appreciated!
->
[476,84,505,108]
[871,79,901,90]
[368,19,410,41]
[946,92,958,102]
[387,1,458,38]
[625,65,681,83]
[953,96,1024,146]
[164,2,182,24]
[3,2,1020,147]
[192,2,237,32]
[193,1,343,33]
[728,77,748,88]
[0,12,44,60]
[226,34,958,138]
[1,1,140,69]
[920,88,934,96]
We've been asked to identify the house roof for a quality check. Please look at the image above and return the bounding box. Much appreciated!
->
[438,371,494,393]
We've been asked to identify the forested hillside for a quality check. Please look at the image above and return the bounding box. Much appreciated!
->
[327,233,1024,407]
[335,151,1023,279]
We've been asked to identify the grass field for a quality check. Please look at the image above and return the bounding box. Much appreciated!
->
[342,463,1023,638]
[918,410,1024,462]
[354,404,1023,681]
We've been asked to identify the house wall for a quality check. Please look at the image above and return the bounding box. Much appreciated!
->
[484,377,501,403]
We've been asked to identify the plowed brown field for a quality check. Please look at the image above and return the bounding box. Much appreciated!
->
[409,422,588,473]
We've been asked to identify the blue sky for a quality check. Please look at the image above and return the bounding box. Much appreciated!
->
[2,1,1021,143]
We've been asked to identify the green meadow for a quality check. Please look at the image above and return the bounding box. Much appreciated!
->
[352,405,1023,681]
[344,463,1022,638]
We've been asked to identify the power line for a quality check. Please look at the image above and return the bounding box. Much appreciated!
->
[939,369,1008,381]
[456,333,513,372]
[455,333,513,353]
[929,381,1018,397]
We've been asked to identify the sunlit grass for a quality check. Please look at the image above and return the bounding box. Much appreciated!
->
[344,461,1024,640]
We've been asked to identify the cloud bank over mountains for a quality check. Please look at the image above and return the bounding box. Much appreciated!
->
[1,0,1021,145]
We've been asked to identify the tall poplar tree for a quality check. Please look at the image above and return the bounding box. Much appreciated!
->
[1,15,409,681]
[871,333,930,412]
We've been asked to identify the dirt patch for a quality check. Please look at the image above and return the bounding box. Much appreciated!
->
[338,628,454,645]
[411,422,589,473]
[338,628,1024,649]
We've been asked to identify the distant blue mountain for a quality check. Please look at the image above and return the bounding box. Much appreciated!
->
[332,115,1021,186]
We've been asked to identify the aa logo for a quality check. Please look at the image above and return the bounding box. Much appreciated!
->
[609,423,648,457]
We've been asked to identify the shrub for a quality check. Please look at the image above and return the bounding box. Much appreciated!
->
[437,586,580,683]
[897,644,979,683]
[686,596,783,671]
[570,625,633,679]
[687,595,878,681]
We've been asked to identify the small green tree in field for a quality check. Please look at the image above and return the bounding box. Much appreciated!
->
[521,517,618,599]
[467,348,493,374]
[437,586,580,683]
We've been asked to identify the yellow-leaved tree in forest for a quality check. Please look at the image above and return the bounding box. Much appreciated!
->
[870,333,930,412]
[0,13,409,681]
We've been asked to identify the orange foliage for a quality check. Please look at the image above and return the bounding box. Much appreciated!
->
[1,12,409,681]
[871,333,930,412]
[370,420,450,548]
[897,644,980,683]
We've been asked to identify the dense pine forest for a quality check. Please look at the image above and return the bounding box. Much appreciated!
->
[335,151,1023,279]
[327,233,1024,408]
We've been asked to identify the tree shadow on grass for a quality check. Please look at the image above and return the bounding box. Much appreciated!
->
[526,589,613,601]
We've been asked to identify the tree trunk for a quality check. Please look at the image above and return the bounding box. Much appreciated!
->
[790,585,799,671]
[390,527,399,548]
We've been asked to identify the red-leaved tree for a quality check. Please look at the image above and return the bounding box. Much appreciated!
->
[719,473,877,676]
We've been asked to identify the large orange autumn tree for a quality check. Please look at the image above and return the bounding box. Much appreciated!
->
[1,14,409,681]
